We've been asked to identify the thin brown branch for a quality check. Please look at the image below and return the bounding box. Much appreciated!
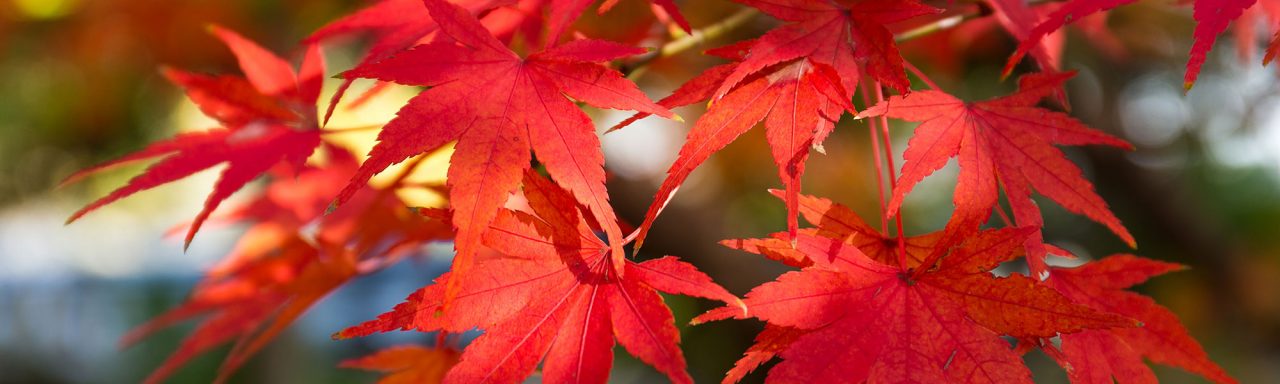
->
[623,7,760,80]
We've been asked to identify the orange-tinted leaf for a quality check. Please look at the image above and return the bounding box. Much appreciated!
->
[785,190,941,267]
[341,345,461,384]
[719,235,812,268]
[720,191,945,270]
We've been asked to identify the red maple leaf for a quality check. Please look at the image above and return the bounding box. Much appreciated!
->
[628,58,850,248]
[858,71,1134,276]
[336,171,739,384]
[305,0,514,122]
[308,0,509,58]
[341,344,462,384]
[1003,0,1257,90]
[63,26,325,248]
[721,190,942,270]
[716,0,938,96]
[311,0,687,57]
[1040,254,1237,384]
[623,0,938,250]
[308,0,690,121]
[332,0,673,290]
[699,225,1134,383]
[122,148,453,384]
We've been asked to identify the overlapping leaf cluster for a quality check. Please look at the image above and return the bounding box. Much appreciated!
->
[63,0,1259,382]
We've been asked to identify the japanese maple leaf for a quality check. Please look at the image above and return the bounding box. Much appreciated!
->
[630,58,851,249]
[716,0,939,97]
[308,0,688,120]
[1004,0,1257,90]
[312,0,686,55]
[727,189,1089,284]
[1039,254,1237,384]
[305,0,513,121]
[699,227,1134,383]
[622,0,938,250]
[307,0,507,55]
[63,26,325,248]
[859,71,1134,276]
[123,149,453,384]
[721,190,942,269]
[341,344,461,384]
[336,171,739,384]
[332,0,673,287]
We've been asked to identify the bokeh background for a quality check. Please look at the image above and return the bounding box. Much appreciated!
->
[3,0,1280,382]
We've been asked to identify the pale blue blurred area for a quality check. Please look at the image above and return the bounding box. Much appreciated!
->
[0,177,461,383]
[0,224,458,383]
